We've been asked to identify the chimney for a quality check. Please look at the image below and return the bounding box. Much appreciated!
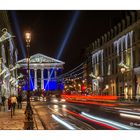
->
[113,26,117,36]
[95,40,97,49]
[101,36,104,45]
[104,33,107,42]
[117,23,121,33]
[107,31,110,40]
[97,38,100,47]
[130,12,136,23]
[126,15,130,26]
[110,28,114,38]
[92,42,95,50]
[121,19,125,30]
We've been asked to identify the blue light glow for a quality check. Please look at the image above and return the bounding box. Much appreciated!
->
[49,80,57,90]
[10,11,26,58]
[22,70,34,91]
[45,11,80,90]
[56,11,80,59]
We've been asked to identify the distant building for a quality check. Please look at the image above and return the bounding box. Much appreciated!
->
[85,11,140,100]
[17,53,65,91]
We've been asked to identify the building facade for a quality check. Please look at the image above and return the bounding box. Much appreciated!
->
[0,11,18,99]
[86,11,140,100]
[17,53,65,91]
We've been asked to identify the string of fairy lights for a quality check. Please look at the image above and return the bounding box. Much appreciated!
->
[58,63,85,81]
[57,54,93,92]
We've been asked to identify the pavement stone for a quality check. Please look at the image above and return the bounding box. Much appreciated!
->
[0,101,44,130]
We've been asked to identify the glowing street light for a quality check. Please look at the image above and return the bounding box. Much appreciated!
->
[121,67,126,74]
[25,32,31,43]
[24,31,34,130]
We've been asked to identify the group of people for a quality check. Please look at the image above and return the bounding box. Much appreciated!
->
[0,94,22,113]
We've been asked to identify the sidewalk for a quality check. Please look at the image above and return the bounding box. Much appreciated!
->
[0,101,44,130]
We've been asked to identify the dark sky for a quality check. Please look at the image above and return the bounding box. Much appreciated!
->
[10,10,128,72]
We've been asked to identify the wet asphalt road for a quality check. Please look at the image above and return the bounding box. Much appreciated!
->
[32,98,140,130]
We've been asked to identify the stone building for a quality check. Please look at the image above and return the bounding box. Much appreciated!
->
[17,53,65,91]
[0,11,18,99]
[85,11,140,100]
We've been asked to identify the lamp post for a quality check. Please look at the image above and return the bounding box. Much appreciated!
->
[24,32,34,130]
[120,67,126,101]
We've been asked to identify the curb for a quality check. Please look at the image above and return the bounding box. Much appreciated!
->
[31,103,46,130]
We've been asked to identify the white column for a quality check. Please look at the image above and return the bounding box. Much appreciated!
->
[41,69,44,89]
[117,41,119,56]
[34,69,37,90]
[47,69,50,90]
[54,69,57,78]
[97,53,99,63]
[48,69,50,80]
[125,34,128,50]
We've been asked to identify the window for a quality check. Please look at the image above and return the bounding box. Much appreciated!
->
[132,50,135,67]
[116,58,118,73]
[112,59,114,74]
[128,34,131,47]
[112,44,114,54]
[123,38,125,51]
[132,31,135,43]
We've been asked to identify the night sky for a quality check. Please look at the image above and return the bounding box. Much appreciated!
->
[10,10,128,73]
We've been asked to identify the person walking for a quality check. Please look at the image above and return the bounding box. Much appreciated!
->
[2,95,6,106]
[0,95,2,111]
[17,94,22,109]
[11,95,17,115]
[8,96,12,111]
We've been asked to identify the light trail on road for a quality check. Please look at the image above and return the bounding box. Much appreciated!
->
[63,108,118,130]
[52,114,75,130]
[81,112,137,130]
[120,113,140,120]
[103,106,140,121]
[65,100,117,107]
[48,105,63,116]
[119,110,140,116]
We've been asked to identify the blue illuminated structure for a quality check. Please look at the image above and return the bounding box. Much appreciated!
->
[47,11,80,90]
[18,53,65,91]
[22,69,34,91]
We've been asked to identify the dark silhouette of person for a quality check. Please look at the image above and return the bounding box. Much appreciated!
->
[17,95,22,109]
[2,95,6,106]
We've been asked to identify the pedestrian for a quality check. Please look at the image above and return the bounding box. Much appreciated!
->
[8,96,12,111]
[17,94,22,109]
[2,95,6,106]
[11,95,17,115]
[0,95,2,111]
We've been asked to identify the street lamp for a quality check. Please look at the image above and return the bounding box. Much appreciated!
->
[121,67,126,74]
[24,32,34,130]
[120,67,126,101]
